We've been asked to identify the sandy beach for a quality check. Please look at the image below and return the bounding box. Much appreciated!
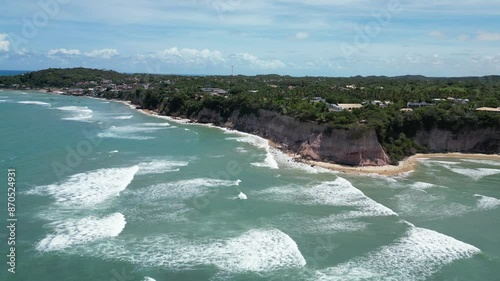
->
[299,153,500,176]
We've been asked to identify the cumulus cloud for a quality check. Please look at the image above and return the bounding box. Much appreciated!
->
[145,47,225,65]
[235,53,286,69]
[472,53,500,65]
[47,48,81,56]
[294,32,309,40]
[428,31,445,38]
[476,31,500,41]
[137,48,284,70]
[85,49,119,59]
[0,33,10,52]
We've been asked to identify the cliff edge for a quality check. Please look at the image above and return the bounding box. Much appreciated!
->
[195,108,391,166]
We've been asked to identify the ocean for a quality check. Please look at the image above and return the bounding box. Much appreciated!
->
[0,90,499,281]
[0,70,31,76]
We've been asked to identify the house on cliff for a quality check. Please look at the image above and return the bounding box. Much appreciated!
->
[330,104,364,112]
[407,102,434,108]
[476,107,500,113]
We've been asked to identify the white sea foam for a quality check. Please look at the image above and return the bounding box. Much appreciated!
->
[237,192,248,200]
[126,203,193,223]
[29,166,139,208]
[90,229,306,273]
[251,150,279,169]
[448,167,500,180]
[226,130,331,174]
[138,178,241,201]
[272,213,368,234]
[98,125,166,140]
[395,189,473,219]
[124,177,239,222]
[108,125,165,133]
[138,160,189,175]
[213,228,306,272]
[143,277,156,281]
[272,148,334,174]
[427,160,461,165]
[424,159,500,180]
[18,101,51,106]
[225,134,268,149]
[36,213,126,252]
[208,154,226,158]
[142,122,171,127]
[226,132,279,169]
[368,173,398,183]
[463,159,500,166]
[474,194,500,210]
[315,227,480,281]
[109,150,119,154]
[235,147,248,153]
[0,100,6,103]
[411,182,436,190]
[394,171,414,178]
[112,115,133,120]
[257,177,397,218]
[98,132,154,140]
[56,106,93,121]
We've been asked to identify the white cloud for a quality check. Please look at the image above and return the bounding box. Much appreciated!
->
[85,49,119,59]
[457,34,470,41]
[476,31,500,41]
[472,53,500,65]
[294,32,309,40]
[47,48,81,56]
[428,31,445,38]
[146,47,225,65]
[0,33,10,52]
[235,53,286,69]
[138,48,285,71]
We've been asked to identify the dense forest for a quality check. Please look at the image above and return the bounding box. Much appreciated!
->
[2,68,500,162]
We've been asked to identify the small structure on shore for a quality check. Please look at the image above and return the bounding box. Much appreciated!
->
[476,107,500,113]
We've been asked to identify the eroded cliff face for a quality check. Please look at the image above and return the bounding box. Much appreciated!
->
[415,128,500,153]
[193,109,391,166]
[190,108,500,166]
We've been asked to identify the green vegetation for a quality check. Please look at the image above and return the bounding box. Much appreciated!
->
[2,68,499,162]
[0,68,129,88]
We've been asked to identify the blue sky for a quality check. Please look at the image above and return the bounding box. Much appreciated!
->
[0,0,500,76]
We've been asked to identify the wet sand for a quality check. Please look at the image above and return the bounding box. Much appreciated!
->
[299,153,500,176]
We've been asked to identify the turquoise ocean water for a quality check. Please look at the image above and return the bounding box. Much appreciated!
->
[0,90,499,281]
[0,71,30,76]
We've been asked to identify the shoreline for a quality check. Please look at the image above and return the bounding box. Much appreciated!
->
[300,153,500,176]
[107,97,500,176]
[45,92,500,176]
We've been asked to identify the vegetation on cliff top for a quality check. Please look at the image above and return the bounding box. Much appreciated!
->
[2,68,499,162]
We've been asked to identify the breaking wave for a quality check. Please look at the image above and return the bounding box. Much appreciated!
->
[36,213,126,252]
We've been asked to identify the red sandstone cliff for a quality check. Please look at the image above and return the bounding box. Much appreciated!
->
[195,108,391,166]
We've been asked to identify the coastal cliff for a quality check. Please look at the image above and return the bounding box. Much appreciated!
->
[415,128,500,153]
[190,108,499,166]
[3,68,500,167]
[194,108,391,166]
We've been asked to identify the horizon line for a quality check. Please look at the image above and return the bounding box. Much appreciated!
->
[1,68,499,79]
